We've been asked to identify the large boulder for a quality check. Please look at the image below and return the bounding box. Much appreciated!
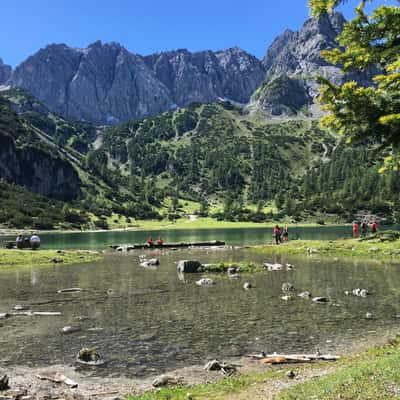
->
[177,260,202,273]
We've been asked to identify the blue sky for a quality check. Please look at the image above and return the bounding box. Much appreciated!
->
[1,0,397,67]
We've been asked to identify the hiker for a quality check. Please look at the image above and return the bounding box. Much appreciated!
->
[156,237,164,246]
[282,225,289,242]
[352,221,359,238]
[361,222,368,237]
[146,237,154,247]
[273,225,282,245]
[29,233,41,250]
[16,234,24,249]
[370,220,378,234]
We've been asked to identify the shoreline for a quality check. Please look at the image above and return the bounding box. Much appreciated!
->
[1,327,398,400]
[0,219,350,236]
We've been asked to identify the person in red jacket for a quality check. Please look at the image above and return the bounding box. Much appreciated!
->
[352,221,359,238]
[370,221,378,234]
[146,237,154,247]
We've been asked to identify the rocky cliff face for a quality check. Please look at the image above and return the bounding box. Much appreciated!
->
[0,97,81,200]
[0,133,81,200]
[11,42,175,125]
[250,12,373,116]
[10,42,265,124]
[262,11,346,94]
[0,58,12,85]
[144,47,265,106]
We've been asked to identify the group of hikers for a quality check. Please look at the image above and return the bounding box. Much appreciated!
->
[146,237,164,247]
[15,233,41,249]
[273,225,289,245]
[352,220,378,238]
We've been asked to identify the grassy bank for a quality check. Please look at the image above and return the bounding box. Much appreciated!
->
[0,249,101,269]
[107,217,339,231]
[250,232,400,261]
[130,337,400,399]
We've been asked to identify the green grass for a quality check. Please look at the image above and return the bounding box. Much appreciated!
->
[250,234,400,261]
[0,249,101,269]
[203,262,262,273]
[129,217,332,231]
[129,370,281,400]
[128,339,400,400]
[277,338,400,400]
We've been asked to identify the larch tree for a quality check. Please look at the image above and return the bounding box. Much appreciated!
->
[309,0,400,171]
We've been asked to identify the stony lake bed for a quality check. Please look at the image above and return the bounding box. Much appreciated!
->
[0,239,400,398]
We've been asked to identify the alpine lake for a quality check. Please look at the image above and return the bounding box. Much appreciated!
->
[0,226,399,379]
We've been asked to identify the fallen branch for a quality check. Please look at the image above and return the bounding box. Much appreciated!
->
[248,353,339,364]
[36,373,78,388]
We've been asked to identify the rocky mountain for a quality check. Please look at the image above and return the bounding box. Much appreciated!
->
[144,47,265,106]
[0,58,12,85]
[7,11,369,124]
[262,12,345,83]
[10,42,265,125]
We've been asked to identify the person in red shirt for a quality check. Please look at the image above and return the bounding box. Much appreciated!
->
[156,237,164,246]
[370,221,378,234]
[352,221,359,238]
[146,237,154,247]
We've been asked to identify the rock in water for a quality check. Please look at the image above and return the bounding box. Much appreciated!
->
[298,291,312,299]
[177,260,203,273]
[243,282,253,290]
[140,258,160,267]
[0,375,10,391]
[282,282,294,292]
[76,347,103,365]
[312,297,329,304]
[196,278,214,286]
[61,326,81,334]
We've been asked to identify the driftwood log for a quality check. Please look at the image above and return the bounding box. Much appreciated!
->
[248,353,339,364]
[36,373,78,388]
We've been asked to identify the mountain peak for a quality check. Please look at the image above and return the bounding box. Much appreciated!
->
[0,58,12,85]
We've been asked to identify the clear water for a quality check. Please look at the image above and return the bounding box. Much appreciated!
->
[2,225,399,250]
[0,248,399,378]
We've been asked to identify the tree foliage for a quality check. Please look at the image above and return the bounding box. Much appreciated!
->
[309,0,400,169]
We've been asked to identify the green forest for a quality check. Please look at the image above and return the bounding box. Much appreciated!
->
[0,89,398,229]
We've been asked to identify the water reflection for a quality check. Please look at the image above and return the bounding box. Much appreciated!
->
[0,249,399,378]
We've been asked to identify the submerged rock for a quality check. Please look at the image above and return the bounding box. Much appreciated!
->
[177,260,203,273]
[0,375,10,391]
[13,305,30,311]
[312,297,329,304]
[282,282,295,292]
[61,326,81,334]
[0,313,10,320]
[140,258,160,267]
[57,288,82,293]
[76,347,103,365]
[243,282,253,290]
[298,291,312,299]
[281,295,292,301]
[196,278,214,286]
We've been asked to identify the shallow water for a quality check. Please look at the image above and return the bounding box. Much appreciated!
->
[0,248,399,378]
[2,225,400,249]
